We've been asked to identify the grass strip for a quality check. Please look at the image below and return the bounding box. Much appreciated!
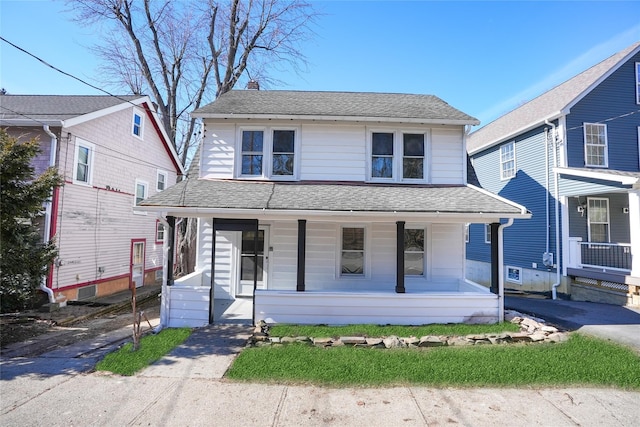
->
[96,328,192,376]
[227,334,640,388]
[269,322,520,338]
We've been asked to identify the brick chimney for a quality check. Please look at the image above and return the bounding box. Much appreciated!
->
[247,80,260,90]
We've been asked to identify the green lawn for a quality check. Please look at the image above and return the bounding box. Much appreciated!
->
[96,328,192,376]
[227,333,640,388]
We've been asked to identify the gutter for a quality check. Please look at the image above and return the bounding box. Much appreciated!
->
[545,120,562,300]
[498,218,515,322]
[41,125,58,304]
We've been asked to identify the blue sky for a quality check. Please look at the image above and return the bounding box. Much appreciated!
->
[1,0,639,128]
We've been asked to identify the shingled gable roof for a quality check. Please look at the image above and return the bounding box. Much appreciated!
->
[0,94,185,174]
[0,94,142,124]
[192,90,479,125]
[467,41,640,154]
[138,179,529,219]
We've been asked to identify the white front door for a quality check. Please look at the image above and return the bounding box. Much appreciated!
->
[131,241,145,288]
[236,227,269,296]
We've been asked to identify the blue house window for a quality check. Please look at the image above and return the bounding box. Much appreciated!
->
[500,142,515,179]
[636,62,640,104]
[584,123,608,167]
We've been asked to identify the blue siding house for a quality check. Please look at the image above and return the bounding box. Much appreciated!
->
[466,42,640,306]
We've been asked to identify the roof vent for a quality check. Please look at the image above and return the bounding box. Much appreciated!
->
[246,80,260,90]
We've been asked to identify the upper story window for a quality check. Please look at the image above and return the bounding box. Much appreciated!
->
[404,228,425,276]
[636,62,640,104]
[156,220,165,243]
[134,179,148,214]
[464,223,469,243]
[369,130,427,182]
[485,224,491,244]
[132,110,144,139]
[340,227,365,276]
[73,138,95,185]
[371,132,394,178]
[156,170,168,191]
[272,130,295,176]
[238,128,299,179]
[584,123,608,167]
[403,134,425,179]
[500,141,516,179]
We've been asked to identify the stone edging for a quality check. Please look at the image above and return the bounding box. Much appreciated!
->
[249,310,570,348]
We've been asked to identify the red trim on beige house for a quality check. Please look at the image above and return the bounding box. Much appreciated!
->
[142,102,183,174]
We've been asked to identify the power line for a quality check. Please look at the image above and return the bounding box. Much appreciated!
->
[0,36,198,126]
[565,109,640,132]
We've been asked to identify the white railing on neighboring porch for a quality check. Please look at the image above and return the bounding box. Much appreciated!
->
[567,237,632,272]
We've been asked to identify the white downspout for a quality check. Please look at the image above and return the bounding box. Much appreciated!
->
[41,125,57,303]
[155,215,172,331]
[546,120,562,299]
[545,128,550,264]
[498,218,514,322]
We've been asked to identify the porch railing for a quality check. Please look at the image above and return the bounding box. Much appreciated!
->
[568,238,632,272]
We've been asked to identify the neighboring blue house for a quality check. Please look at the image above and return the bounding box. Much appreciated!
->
[466,41,640,306]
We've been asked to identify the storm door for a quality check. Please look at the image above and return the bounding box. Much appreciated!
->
[237,227,269,296]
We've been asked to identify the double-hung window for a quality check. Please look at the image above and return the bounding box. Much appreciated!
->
[272,130,295,176]
[584,123,608,167]
[341,227,365,276]
[134,180,148,213]
[587,197,610,243]
[73,138,95,185]
[239,128,298,178]
[404,228,425,276]
[156,221,165,243]
[156,170,168,191]
[403,134,424,180]
[636,62,640,104]
[500,142,516,179]
[370,131,427,181]
[371,132,394,178]
[132,110,144,139]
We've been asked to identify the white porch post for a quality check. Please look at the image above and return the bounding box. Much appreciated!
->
[629,190,640,277]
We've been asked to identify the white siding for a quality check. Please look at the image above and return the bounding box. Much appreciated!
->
[431,223,465,280]
[431,128,465,184]
[196,220,236,299]
[200,124,236,179]
[167,286,209,328]
[255,289,498,325]
[300,124,366,181]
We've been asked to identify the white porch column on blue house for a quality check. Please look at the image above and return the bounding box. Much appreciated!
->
[629,189,640,277]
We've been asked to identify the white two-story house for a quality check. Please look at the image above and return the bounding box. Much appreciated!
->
[138,90,530,327]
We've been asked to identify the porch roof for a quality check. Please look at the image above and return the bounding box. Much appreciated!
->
[138,179,530,219]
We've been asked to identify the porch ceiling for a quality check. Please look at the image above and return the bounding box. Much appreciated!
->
[138,179,530,220]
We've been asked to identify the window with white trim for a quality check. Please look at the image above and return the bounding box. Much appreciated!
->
[238,128,299,179]
[500,141,515,179]
[636,62,640,104]
[369,130,427,182]
[464,223,469,243]
[156,221,165,243]
[587,197,610,243]
[156,170,168,191]
[485,224,491,244]
[506,266,522,284]
[340,227,365,276]
[584,123,608,167]
[134,180,148,212]
[132,110,144,139]
[73,138,95,185]
[404,228,425,276]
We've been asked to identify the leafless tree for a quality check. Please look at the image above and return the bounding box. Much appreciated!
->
[66,0,317,276]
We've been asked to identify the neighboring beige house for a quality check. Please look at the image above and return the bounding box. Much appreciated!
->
[0,94,184,302]
[139,90,530,328]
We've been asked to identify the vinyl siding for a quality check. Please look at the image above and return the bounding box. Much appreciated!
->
[566,51,640,171]
[468,126,560,273]
[50,105,179,293]
[199,120,465,183]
